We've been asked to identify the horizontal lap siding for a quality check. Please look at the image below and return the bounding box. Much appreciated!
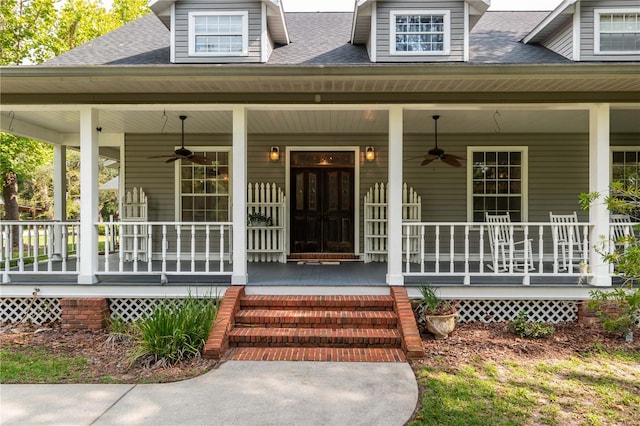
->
[543,19,573,59]
[580,0,640,61]
[125,131,638,255]
[376,1,465,62]
[174,0,263,63]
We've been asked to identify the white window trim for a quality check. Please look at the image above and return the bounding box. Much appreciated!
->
[594,8,640,55]
[188,11,249,57]
[610,146,640,181]
[466,146,529,222]
[174,146,233,222]
[389,9,451,56]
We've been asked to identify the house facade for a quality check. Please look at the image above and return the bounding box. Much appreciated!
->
[1,0,639,324]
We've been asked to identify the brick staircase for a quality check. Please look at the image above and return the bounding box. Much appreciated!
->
[203,286,424,362]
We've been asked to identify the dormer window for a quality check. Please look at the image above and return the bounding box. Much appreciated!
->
[595,9,640,54]
[188,11,248,56]
[390,10,450,55]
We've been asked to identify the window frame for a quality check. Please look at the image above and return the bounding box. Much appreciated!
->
[594,8,640,55]
[466,146,529,223]
[174,147,232,223]
[188,11,249,57]
[389,9,451,56]
[610,146,640,188]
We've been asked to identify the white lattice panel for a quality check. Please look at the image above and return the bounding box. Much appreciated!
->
[109,298,186,322]
[456,300,579,323]
[0,298,61,324]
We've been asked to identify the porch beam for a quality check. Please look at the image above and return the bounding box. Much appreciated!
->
[77,108,99,284]
[53,145,67,260]
[387,106,404,286]
[232,106,248,285]
[588,103,611,287]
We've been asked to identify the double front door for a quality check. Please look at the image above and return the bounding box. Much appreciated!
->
[290,166,354,253]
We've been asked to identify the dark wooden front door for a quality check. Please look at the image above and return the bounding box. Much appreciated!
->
[291,167,354,253]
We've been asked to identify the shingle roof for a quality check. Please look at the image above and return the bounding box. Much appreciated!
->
[44,11,570,66]
[45,13,170,66]
[470,12,569,64]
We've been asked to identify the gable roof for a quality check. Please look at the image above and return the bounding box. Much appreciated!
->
[45,11,573,67]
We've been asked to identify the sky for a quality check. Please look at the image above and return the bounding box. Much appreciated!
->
[281,0,564,12]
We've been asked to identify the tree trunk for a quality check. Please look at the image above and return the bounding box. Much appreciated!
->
[3,171,19,247]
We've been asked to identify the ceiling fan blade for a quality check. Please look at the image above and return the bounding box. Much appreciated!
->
[148,155,177,159]
[441,155,463,167]
[445,154,465,161]
[165,157,180,163]
[421,157,437,166]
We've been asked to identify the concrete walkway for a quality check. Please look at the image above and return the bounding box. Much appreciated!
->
[1,361,418,426]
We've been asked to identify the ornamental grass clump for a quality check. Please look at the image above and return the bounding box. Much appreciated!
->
[129,295,219,367]
[508,311,555,339]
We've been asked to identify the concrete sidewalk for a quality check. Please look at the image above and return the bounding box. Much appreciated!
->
[1,361,418,426]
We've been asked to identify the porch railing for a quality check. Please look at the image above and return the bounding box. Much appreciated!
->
[402,221,595,285]
[0,221,80,281]
[101,221,233,278]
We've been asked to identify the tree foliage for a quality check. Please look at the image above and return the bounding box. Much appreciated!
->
[1,0,150,65]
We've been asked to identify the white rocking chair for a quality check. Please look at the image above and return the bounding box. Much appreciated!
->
[485,213,535,272]
[610,213,633,251]
[549,212,586,272]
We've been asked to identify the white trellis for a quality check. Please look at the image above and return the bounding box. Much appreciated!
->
[364,182,421,262]
[247,183,286,262]
[120,187,148,262]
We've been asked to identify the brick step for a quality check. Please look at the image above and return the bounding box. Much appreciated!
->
[234,309,398,329]
[228,327,402,347]
[228,347,407,362]
[240,295,394,311]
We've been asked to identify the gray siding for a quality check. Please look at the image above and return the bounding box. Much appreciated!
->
[580,0,640,61]
[124,131,640,255]
[542,19,573,60]
[173,0,263,64]
[376,1,465,62]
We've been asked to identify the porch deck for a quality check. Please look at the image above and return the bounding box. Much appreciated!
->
[2,257,591,287]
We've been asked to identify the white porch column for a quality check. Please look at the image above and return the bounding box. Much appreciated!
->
[77,108,99,284]
[387,106,404,286]
[588,104,611,287]
[53,145,67,259]
[231,106,248,284]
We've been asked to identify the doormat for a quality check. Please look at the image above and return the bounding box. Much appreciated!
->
[296,261,341,265]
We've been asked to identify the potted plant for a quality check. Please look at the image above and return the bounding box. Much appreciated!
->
[416,284,458,339]
[247,212,272,227]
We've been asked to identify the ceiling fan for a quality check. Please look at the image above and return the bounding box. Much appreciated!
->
[149,115,208,165]
[420,115,464,168]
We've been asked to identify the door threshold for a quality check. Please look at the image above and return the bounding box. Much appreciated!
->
[288,253,360,262]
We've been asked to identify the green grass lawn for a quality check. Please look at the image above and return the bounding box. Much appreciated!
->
[0,347,90,383]
[410,348,640,426]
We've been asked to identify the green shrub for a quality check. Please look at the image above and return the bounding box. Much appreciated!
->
[588,287,640,337]
[508,311,555,339]
[129,295,219,366]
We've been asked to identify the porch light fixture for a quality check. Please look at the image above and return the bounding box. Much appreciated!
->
[270,146,280,161]
[365,146,375,161]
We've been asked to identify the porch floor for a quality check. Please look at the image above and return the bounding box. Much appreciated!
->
[1,256,595,287]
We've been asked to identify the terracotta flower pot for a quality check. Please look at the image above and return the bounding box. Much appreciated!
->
[423,312,458,339]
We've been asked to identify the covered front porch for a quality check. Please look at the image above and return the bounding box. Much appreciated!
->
[2,100,639,291]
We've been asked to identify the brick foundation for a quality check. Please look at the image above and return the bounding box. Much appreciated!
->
[60,298,110,330]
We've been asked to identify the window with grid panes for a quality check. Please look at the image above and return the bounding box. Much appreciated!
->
[595,9,640,54]
[390,10,450,55]
[188,12,248,56]
[180,151,229,222]
[470,149,526,222]
[612,150,640,189]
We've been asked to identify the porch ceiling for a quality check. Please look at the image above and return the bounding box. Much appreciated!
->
[2,108,639,145]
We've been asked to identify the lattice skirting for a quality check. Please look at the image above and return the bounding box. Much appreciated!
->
[0,298,62,324]
[456,300,579,323]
